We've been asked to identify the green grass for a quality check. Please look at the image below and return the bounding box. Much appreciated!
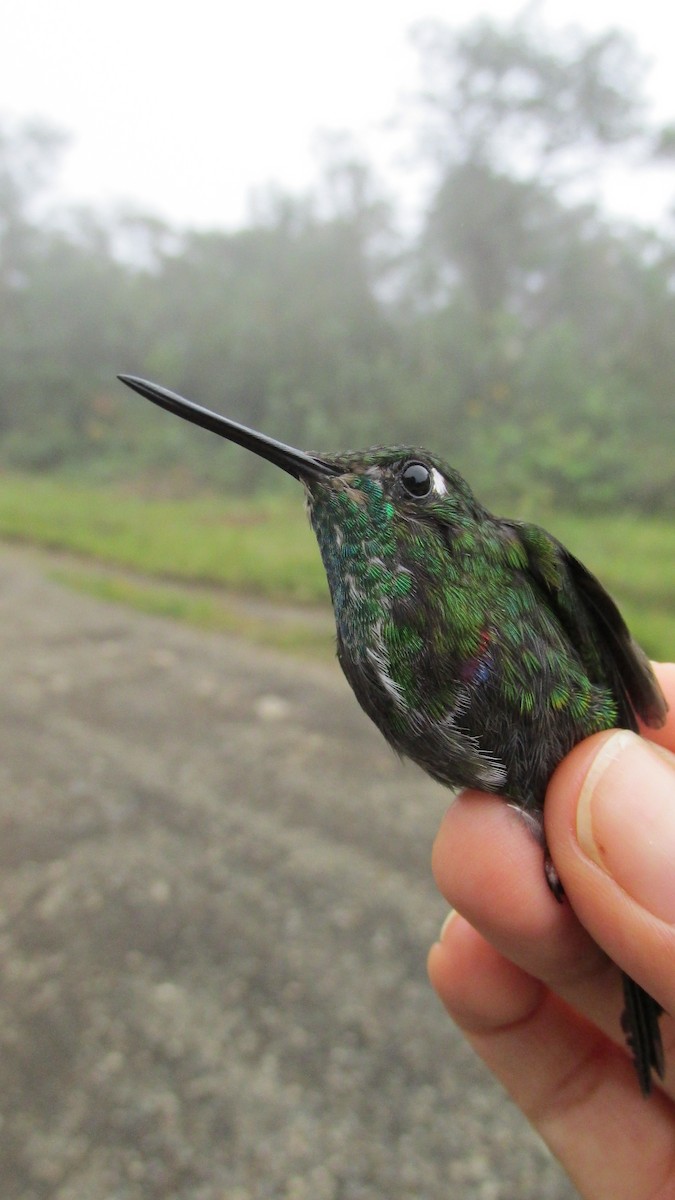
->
[0,471,328,603]
[0,470,671,660]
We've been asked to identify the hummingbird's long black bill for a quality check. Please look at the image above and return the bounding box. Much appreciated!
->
[117,375,338,482]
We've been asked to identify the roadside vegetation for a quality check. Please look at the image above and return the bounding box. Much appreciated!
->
[1,472,670,659]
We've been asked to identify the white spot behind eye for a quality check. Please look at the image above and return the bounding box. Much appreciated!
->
[431,468,447,496]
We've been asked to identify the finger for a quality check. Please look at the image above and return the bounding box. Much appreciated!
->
[546,728,675,1068]
[430,667,675,1089]
[428,910,545,1030]
[429,913,675,1200]
[431,792,625,1034]
[432,786,675,1093]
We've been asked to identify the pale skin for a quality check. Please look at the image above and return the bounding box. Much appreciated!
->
[428,662,675,1200]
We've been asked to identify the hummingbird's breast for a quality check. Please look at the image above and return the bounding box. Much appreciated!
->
[310,487,621,805]
[308,482,502,786]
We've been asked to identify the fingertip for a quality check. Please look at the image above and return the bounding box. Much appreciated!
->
[431,788,543,908]
[430,790,485,891]
[428,911,544,1032]
[547,729,675,913]
[546,726,675,1013]
[545,730,619,870]
[546,729,611,820]
[429,783,607,995]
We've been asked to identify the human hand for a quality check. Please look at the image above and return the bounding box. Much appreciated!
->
[428,663,675,1200]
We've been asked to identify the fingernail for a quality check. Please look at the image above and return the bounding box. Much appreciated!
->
[576,730,675,922]
[439,909,457,941]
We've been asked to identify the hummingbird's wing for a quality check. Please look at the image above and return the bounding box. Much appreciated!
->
[562,551,667,729]
[504,521,667,732]
[508,521,667,1096]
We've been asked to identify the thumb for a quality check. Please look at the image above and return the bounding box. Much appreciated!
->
[545,729,675,1016]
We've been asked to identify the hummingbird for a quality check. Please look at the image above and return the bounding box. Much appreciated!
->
[118,374,668,1095]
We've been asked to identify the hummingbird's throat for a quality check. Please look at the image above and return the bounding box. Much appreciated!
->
[306,476,415,655]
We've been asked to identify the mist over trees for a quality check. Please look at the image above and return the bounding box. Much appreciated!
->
[1,12,674,512]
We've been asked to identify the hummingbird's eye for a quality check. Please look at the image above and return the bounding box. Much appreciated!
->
[401,461,432,498]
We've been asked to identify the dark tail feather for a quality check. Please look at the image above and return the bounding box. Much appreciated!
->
[621,973,664,1097]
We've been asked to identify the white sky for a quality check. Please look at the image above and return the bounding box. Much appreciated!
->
[3,0,675,230]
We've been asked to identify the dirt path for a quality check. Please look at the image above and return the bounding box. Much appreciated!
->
[0,545,576,1199]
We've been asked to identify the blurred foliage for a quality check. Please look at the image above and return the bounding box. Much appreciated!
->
[0,11,674,513]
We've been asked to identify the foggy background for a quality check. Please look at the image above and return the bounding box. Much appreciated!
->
[0,1,674,512]
[0,3,673,1198]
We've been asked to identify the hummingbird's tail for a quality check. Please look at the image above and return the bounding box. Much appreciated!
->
[621,973,664,1096]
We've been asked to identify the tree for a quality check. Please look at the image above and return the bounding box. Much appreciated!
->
[403,12,675,510]
[412,13,646,182]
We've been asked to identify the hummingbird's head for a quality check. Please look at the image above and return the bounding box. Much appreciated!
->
[116,378,488,628]
[303,446,484,528]
[299,447,491,641]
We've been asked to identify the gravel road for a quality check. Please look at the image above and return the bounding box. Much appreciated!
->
[0,545,578,1200]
